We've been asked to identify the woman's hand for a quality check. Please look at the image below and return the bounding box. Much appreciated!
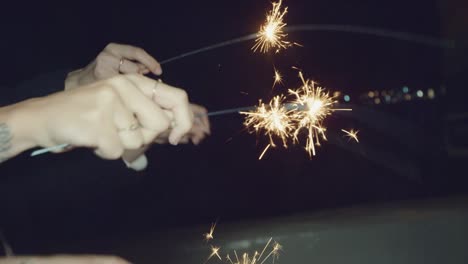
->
[65,43,162,90]
[121,103,211,171]
[154,103,211,145]
[8,74,192,160]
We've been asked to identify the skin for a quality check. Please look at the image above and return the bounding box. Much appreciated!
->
[0,44,208,262]
[0,74,193,162]
[65,43,211,169]
[0,74,192,263]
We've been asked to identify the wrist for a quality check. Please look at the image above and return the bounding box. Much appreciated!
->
[1,99,43,155]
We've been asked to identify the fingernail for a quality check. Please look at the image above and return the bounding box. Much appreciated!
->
[155,67,163,75]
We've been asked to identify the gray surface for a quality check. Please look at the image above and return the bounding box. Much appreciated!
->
[109,197,468,264]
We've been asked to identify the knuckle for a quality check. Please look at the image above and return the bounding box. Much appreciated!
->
[104,42,118,51]
[95,54,108,67]
[174,89,189,103]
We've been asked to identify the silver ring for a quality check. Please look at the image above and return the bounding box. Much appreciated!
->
[118,122,140,132]
[118,58,125,73]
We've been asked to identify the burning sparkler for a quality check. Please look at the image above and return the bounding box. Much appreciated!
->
[289,72,352,157]
[241,71,354,159]
[252,0,291,53]
[241,95,294,159]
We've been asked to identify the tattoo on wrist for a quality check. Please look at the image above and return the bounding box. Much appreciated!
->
[0,123,12,163]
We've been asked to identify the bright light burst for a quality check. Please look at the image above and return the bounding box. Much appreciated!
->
[241,95,294,159]
[289,72,352,157]
[342,129,359,143]
[241,71,355,159]
[252,0,291,53]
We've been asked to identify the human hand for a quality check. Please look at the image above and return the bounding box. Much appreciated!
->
[121,103,210,171]
[153,103,210,145]
[15,74,192,160]
[65,43,162,90]
[0,255,131,264]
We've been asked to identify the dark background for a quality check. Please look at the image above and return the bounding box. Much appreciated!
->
[0,0,467,255]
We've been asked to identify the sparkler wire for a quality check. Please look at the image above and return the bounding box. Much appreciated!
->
[160,24,451,65]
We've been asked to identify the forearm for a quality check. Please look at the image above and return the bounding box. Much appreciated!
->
[0,100,38,163]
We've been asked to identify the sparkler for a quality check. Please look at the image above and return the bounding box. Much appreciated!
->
[289,72,352,157]
[241,95,294,159]
[30,1,448,158]
[342,129,359,143]
[161,24,450,64]
[204,225,282,264]
[252,0,291,53]
[241,71,353,159]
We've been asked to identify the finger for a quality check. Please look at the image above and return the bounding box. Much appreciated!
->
[191,134,203,145]
[94,52,120,79]
[136,63,150,74]
[110,76,171,144]
[125,75,193,145]
[113,98,145,150]
[105,43,162,75]
[192,104,211,134]
[94,128,124,160]
[94,117,124,160]
[195,114,210,135]
[99,54,140,74]
[190,126,207,145]
[179,135,190,144]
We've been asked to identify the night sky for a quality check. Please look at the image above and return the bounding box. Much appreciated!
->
[0,0,467,255]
